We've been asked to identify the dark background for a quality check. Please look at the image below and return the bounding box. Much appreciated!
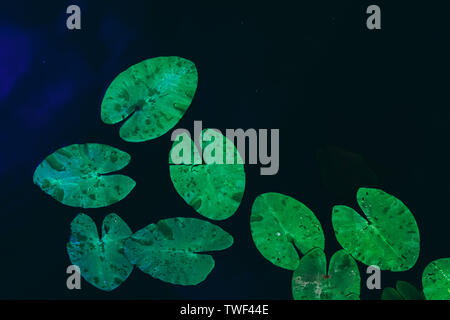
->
[0,0,449,299]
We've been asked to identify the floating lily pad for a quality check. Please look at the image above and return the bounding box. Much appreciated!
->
[67,213,133,291]
[124,217,233,285]
[382,281,424,300]
[101,56,198,142]
[291,248,360,300]
[33,143,136,208]
[250,192,325,270]
[169,129,245,220]
[332,188,420,271]
[422,258,450,300]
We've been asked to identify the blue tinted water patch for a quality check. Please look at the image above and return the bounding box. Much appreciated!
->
[19,80,74,128]
[17,51,95,129]
[0,26,32,101]
[100,13,137,73]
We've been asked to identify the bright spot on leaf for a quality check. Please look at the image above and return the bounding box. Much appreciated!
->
[291,248,360,300]
[332,187,420,271]
[101,56,198,142]
[33,143,136,208]
[67,213,133,291]
[250,192,325,270]
[124,217,233,285]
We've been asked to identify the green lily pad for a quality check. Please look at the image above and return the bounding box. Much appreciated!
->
[382,281,424,300]
[422,258,450,300]
[332,187,420,271]
[169,129,245,220]
[250,192,325,270]
[124,217,233,285]
[67,213,133,291]
[33,143,136,208]
[291,248,360,300]
[101,56,198,142]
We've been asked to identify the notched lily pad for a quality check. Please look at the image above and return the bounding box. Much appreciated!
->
[33,143,136,208]
[291,248,360,300]
[250,192,325,270]
[422,258,450,300]
[124,217,233,285]
[101,56,198,142]
[169,129,246,220]
[332,187,420,271]
[382,281,424,300]
[67,213,133,291]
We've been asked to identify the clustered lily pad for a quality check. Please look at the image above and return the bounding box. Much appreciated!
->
[332,188,420,271]
[291,248,360,300]
[101,56,198,142]
[34,55,450,299]
[250,192,324,270]
[33,143,136,208]
[67,214,233,289]
[169,129,246,220]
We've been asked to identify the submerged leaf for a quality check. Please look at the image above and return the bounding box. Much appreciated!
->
[316,146,379,201]
[291,248,360,300]
[169,129,245,220]
[101,56,198,142]
[33,143,136,208]
[124,217,233,285]
[250,192,325,270]
[382,281,424,300]
[422,258,450,300]
[67,213,133,291]
[332,188,420,271]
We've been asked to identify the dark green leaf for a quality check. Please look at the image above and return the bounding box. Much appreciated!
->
[382,281,424,300]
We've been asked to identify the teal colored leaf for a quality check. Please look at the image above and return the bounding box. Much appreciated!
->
[422,258,450,300]
[169,129,245,220]
[382,281,424,300]
[291,248,360,300]
[124,217,233,285]
[332,188,420,271]
[33,143,136,208]
[67,213,133,291]
[250,192,325,270]
[101,56,198,142]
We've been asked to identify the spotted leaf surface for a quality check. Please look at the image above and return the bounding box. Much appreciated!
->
[291,249,360,300]
[67,213,133,291]
[250,192,325,270]
[169,129,245,220]
[124,217,233,285]
[33,143,135,208]
[332,188,420,271]
[101,56,198,142]
[422,258,450,300]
